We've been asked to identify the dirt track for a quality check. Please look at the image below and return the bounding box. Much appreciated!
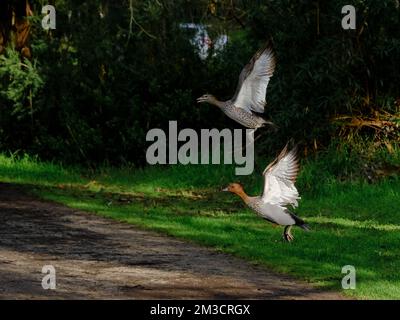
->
[0,183,347,299]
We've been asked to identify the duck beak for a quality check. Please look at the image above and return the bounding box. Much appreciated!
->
[197,96,207,103]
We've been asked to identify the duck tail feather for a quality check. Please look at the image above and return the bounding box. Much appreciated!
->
[289,212,310,231]
[261,120,279,131]
[300,223,311,231]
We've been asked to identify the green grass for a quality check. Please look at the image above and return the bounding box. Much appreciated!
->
[0,152,399,299]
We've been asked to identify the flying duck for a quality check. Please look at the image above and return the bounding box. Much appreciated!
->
[222,142,310,242]
[197,41,276,129]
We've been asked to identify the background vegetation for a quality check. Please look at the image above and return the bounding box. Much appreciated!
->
[0,0,399,173]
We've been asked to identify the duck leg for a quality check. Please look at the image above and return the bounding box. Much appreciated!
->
[283,226,294,242]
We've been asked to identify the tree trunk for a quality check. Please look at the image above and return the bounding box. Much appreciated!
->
[0,0,33,58]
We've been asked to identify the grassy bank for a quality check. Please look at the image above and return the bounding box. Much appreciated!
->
[0,152,399,299]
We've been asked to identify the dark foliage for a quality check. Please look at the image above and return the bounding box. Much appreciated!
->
[0,0,399,166]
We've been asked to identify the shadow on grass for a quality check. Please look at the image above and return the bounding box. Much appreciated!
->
[11,182,398,298]
[0,182,351,299]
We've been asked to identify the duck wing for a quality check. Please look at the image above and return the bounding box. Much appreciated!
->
[261,142,300,208]
[231,41,276,114]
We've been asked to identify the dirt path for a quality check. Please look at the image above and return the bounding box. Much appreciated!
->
[0,183,347,299]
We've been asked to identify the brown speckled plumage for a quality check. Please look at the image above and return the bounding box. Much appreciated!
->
[197,40,277,130]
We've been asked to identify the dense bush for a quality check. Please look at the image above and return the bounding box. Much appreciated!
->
[0,0,399,168]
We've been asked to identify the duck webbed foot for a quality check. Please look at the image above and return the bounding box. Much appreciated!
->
[283,226,294,242]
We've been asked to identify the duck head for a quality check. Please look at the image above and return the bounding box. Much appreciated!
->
[222,183,244,194]
[197,94,219,106]
[222,183,249,202]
